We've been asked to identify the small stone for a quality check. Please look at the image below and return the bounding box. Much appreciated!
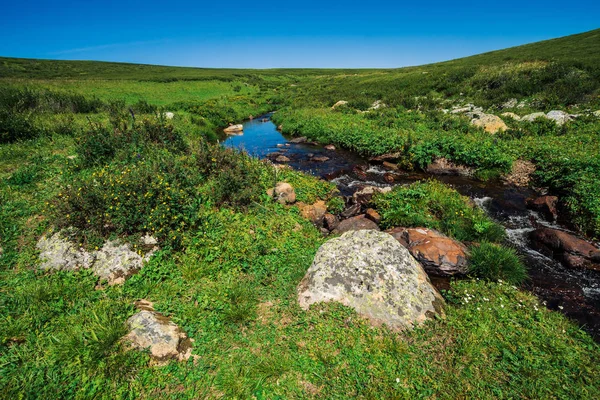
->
[331,100,348,109]
[382,161,398,171]
[365,208,381,224]
[323,213,339,231]
[310,156,330,162]
[298,201,328,225]
[521,112,546,122]
[223,124,243,134]
[324,144,336,150]
[290,136,308,144]
[275,155,291,163]
[267,182,296,205]
[332,215,379,235]
[340,203,361,218]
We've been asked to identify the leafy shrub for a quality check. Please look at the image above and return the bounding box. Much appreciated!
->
[373,180,506,243]
[468,242,527,285]
[0,109,44,143]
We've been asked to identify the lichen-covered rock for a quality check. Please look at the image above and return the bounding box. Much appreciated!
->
[332,215,379,235]
[125,306,192,365]
[298,230,445,330]
[521,112,546,122]
[470,113,507,133]
[331,100,348,109]
[93,240,146,285]
[545,110,572,125]
[267,182,296,205]
[501,112,521,120]
[37,232,93,271]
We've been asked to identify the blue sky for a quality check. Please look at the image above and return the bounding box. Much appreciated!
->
[1,1,599,68]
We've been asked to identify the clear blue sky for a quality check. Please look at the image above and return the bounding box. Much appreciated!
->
[1,1,599,68]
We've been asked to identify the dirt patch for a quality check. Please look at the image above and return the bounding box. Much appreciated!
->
[503,160,536,187]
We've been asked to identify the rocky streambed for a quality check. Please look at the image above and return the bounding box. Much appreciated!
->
[221,114,600,340]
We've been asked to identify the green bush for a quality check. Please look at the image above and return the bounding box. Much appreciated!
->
[468,242,527,285]
[373,180,506,243]
[0,109,44,143]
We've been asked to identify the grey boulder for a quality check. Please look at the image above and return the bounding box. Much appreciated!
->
[298,230,445,330]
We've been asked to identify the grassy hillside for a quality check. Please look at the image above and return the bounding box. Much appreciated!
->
[1,29,600,398]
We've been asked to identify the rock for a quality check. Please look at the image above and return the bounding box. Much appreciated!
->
[470,113,508,134]
[501,112,521,120]
[276,144,284,148]
[502,98,518,109]
[383,173,395,183]
[527,196,558,221]
[163,112,174,120]
[324,144,336,150]
[369,100,385,110]
[297,230,445,330]
[125,306,192,365]
[369,153,402,163]
[298,201,328,225]
[365,208,381,224]
[37,232,155,283]
[382,161,398,171]
[290,136,308,144]
[141,234,158,246]
[277,125,283,130]
[261,118,269,122]
[353,165,368,180]
[352,185,392,205]
[332,215,379,235]
[223,124,243,134]
[267,182,296,205]
[37,232,93,271]
[323,213,339,231]
[310,156,330,162]
[502,160,536,187]
[546,110,572,125]
[275,155,291,163]
[521,112,546,122]
[451,104,483,114]
[426,157,473,176]
[593,110,600,118]
[93,240,146,285]
[529,227,600,271]
[331,100,348,109]
[387,228,469,276]
[340,203,361,219]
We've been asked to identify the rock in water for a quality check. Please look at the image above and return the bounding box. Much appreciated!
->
[289,136,308,144]
[223,124,243,134]
[332,215,380,235]
[125,307,192,365]
[297,230,445,330]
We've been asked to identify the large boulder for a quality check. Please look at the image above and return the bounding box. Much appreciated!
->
[267,182,296,205]
[332,215,379,235]
[37,232,93,271]
[125,302,192,365]
[297,230,445,330]
[470,113,508,134]
[529,227,600,271]
[386,227,468,276]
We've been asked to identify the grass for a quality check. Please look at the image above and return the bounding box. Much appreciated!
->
[1,28,600,398]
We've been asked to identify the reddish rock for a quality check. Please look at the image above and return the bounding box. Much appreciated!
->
[529,227,600,271]
[298,201,328,226]
[332,215,380,235]
[323,213,339,231]
[527,195,558,221]
[383,173,395,183]
[386,227,469,276]
[353,165,368,180]
[382,161,398,171]
[365,208,382,224]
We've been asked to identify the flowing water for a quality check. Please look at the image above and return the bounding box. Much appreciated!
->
[221,114,600,339]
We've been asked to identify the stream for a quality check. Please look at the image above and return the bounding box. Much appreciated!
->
[221,113,600,340]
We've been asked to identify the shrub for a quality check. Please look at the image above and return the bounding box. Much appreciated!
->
[468,242,527,285]
[373,180,506,243]
[0,109,44,143]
